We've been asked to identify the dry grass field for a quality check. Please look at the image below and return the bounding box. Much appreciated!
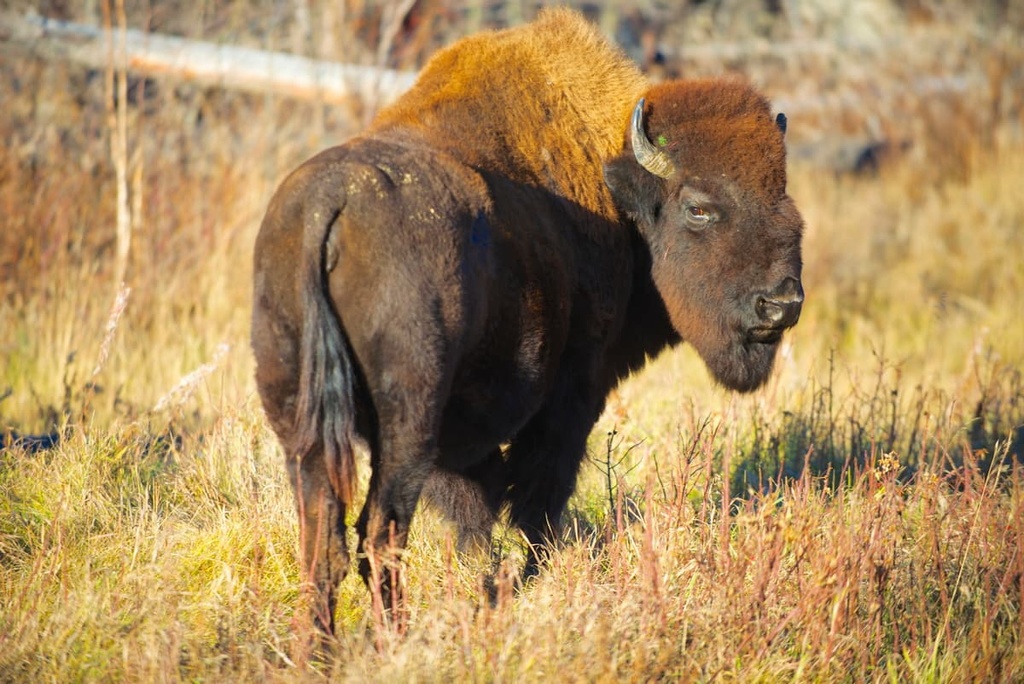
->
[2,1,1023,681]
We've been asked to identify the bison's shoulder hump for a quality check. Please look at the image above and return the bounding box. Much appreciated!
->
[370,9,643,155]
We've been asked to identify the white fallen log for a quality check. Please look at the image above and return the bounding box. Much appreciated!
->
[0,11,419,105]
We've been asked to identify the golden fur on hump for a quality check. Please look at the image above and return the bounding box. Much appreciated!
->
[369,9,646,218]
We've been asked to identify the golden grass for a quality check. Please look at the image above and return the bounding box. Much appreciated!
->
[2,5,1024,681]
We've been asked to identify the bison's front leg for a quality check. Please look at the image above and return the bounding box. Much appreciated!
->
[287,448,350,638]
[504,389,602,577]
[420,448,506,553]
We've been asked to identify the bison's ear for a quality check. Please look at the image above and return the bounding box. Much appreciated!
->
[604,155,663,228]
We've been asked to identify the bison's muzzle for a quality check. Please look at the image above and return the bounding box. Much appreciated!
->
[749,276,804,343]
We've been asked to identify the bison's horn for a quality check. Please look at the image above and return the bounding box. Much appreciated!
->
[776,112,788,136]
[631,98,675,179]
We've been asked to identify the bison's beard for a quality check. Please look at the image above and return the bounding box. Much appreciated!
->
[665,307,781,392]
[654,272,786,393]
[696,336,781,392]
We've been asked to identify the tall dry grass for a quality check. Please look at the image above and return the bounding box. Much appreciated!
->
[2,1,1023,681]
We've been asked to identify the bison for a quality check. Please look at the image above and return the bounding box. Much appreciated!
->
[252,8,803,635]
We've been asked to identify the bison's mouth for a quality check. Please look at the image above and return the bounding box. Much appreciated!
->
[745,326,785,345]
[691,324,788,393]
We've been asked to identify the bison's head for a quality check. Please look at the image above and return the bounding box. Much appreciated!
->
[604,79,804,392]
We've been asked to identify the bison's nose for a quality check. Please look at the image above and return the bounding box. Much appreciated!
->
[755,277,803,329]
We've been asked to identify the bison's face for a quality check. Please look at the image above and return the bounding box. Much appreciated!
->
[604,83,804,392]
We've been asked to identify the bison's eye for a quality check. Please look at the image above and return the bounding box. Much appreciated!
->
[685,203,712,229]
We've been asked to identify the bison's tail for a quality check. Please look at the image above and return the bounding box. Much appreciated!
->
[293,200,357,507]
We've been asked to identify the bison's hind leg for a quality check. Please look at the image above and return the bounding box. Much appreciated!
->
[252,305,352,638]
[354,437,435,625]
[287,442,351,638]
[352,363,452,623]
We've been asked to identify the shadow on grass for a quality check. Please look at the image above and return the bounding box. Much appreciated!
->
[731,355,1024,499]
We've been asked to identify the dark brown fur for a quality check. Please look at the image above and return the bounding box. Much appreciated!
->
[251,9,803,636]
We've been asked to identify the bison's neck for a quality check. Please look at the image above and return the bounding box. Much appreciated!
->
[605,227,680,385]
